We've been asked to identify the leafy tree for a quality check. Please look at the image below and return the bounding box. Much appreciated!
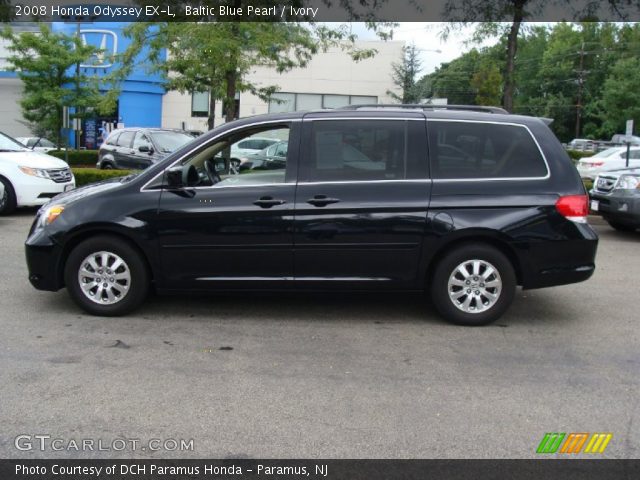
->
[0,25,113,147]
[117,3,394,128]
[428,49,481,105]
[596,57,640,137]
[471,61,502,106]
[387,43,423,103]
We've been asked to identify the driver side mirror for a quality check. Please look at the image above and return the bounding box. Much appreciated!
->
[166,165,184,189]
[138,145,153,154]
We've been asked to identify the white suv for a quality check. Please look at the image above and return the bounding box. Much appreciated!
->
[0,132,75,215]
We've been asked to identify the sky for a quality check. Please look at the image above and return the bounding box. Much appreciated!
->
[348,22,498,75]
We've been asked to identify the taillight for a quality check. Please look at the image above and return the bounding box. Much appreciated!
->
[556,195,589,223]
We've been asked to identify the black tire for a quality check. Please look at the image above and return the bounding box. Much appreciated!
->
[64,235,149,316]
[430,243,516,326]
[0,176,17,215]
[608,221,637,232]
[101,162,114,170]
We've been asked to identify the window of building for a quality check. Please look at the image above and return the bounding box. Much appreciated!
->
[322,95,350,109]
[269,93,296,113]
[303,120,427,182]
[268,93,378,113]
[192,91,209,118]
[427,121,548,179]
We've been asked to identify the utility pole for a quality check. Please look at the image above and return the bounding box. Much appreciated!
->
[575,42,586,139]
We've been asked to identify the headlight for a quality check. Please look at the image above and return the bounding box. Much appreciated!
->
[19,166,50,179]
[38,204,64,228]
[617,175,640,190]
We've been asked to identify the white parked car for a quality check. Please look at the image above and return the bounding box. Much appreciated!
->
[15,137,60,153]
[0,132,75,215]
[576,146,640,180]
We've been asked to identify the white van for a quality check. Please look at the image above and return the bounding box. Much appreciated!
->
[0,132,75,215]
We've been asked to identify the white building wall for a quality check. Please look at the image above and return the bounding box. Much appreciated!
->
[161,40,404,131]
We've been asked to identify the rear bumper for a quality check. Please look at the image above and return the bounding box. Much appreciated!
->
[521,222,598,290]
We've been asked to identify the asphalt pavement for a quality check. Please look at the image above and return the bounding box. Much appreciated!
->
[0,210,638,459]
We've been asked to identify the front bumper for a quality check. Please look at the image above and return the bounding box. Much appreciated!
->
[25,227,65,291]
[590,190,640,226]
[16,177,75,207]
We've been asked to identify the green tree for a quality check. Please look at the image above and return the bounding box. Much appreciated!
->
[118,18,393,128]
[597,57,640,137]
[0,25,113,147]
[387,43,423,103]
[471,61,502,106]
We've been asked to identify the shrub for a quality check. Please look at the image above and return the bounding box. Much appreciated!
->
[48,150,99,167]
[566,150,595,161]
[71,168,132,187]
[583,179,593,192]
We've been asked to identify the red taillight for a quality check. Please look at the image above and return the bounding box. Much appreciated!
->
[556,194,589,222]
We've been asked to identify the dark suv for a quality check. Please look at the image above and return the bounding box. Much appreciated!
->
[98,128,194,170]
[25,106,598,325]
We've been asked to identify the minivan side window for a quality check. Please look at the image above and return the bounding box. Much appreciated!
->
[428,121,548,179]
[303,120,428,182]
[117,131,135,148]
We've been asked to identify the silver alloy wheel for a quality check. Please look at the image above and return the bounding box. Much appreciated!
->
[447,259,502,314]
[77,251,131,305]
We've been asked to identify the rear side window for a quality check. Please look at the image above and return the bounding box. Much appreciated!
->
[106,132,120,146]
[428,121,548,179]
[303,120,427,182]
[116,131,135,148]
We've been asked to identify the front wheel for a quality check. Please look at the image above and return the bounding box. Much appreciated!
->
[64,236,149,316]
[430,244,516,326]
[0,177,17,215]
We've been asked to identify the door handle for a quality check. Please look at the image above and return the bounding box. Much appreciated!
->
[253,196,286,208]
[307,195,340,207]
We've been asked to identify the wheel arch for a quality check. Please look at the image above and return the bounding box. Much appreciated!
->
[423,231,524,288]
[58,227,155,289]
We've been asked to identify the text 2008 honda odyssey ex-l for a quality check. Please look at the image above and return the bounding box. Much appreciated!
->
[25,105,598,326]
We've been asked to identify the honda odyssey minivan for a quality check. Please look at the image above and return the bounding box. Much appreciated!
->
[25,105,598,325]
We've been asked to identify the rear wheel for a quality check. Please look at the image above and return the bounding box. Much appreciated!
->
[0,177,17,215]
[608,221,637,232]
[101,162,114,170]
[64,236,149,316]
[430,244,516,326]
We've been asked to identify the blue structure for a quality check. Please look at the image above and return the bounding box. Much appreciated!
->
[51,22,165,148]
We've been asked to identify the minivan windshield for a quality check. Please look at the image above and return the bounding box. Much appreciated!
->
[149,131,193,153]
[0,132,28,152]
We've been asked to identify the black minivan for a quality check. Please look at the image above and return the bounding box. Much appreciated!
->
[25,106,598,325]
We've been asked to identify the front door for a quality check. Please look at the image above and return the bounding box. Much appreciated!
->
[155,122,299,290]
[293,116,431,290]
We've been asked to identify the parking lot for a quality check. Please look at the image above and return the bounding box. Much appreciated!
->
[0,209,638,459]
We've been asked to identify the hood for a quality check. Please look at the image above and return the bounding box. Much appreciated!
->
[0,150,69,169]
[46,175,130,207]
[601,167,640,177]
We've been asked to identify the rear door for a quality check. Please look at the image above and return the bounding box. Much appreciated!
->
[293,114,431,289]
[114,130,136,169]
